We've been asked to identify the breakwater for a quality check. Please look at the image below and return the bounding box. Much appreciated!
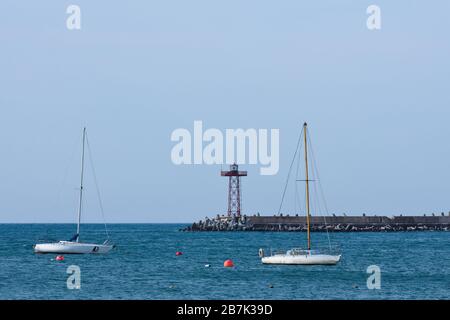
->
[182,214,450,232]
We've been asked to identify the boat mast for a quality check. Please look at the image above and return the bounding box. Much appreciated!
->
[303,123,311,251]
[76,127,86,242]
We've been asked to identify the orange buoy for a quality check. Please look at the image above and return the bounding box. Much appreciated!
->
[224,259,234,267]
[55,255,64,261]
[175,251,183,256]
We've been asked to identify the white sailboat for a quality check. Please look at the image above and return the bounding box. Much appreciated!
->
[261,123,341,265]
[34,128,114,254]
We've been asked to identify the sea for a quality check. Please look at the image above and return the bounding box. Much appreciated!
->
[0,224,448,300]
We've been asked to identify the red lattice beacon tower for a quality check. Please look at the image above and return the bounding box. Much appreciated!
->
[221,163,247,217]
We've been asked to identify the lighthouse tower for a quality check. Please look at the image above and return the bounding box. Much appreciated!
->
[220,163,247,217]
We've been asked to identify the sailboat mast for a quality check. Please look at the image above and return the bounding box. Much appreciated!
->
[303,123,311,251]
[76,127,86,242]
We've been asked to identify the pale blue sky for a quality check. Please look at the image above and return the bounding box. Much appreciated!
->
[0,1,449,222]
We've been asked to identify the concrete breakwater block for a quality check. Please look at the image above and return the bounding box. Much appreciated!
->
[181,215,450,232]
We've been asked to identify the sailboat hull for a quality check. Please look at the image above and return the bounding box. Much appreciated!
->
[34,241,113,254]
[262,253,341,265]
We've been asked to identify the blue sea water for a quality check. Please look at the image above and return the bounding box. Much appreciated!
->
[0,224,448,300]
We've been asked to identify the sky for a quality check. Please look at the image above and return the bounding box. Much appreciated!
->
[0,1,449,223]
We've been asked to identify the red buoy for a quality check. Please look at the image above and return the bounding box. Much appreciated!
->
[55,255,64,261]
[175,251,183,256]
[224,259,234,267]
